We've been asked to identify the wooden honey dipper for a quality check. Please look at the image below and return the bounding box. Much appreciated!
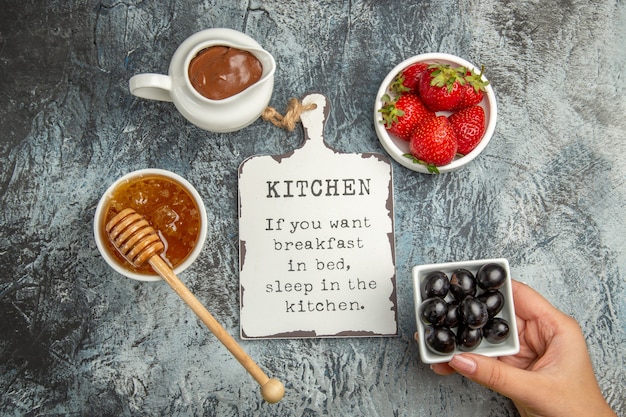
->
[106,208,285,404]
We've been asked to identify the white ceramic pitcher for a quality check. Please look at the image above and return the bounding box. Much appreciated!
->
[129,28,276,133]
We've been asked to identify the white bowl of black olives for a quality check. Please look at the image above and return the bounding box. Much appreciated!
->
[412,258,520,364]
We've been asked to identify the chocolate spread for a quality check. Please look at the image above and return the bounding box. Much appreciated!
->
[188,46,263,100]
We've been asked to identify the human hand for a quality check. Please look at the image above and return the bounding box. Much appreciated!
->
[424,280,616,417]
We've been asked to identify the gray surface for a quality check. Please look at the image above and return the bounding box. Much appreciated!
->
[1,1,625,416]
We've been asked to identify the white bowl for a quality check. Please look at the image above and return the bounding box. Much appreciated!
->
[94,169,208,282]
[412,258,520,364]
[374,53,497,174]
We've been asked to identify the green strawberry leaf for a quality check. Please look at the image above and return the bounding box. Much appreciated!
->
[390,74,411,94]
[465,65,490,92]
[403,153,441,174]
[426,164,440,174]
[428,64,467,92]
[378,94,405,128]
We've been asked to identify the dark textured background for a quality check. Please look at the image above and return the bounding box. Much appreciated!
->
[1,1,624,416]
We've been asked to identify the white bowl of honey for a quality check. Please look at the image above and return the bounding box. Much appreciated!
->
[94,169,207,281]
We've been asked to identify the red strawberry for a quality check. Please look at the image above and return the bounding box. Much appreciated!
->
[449,105,485,155]
[407,115,458,171]
[379,93,436,141]
[454,66,489,110]
[391,62,430,93]
[417,64,466,112]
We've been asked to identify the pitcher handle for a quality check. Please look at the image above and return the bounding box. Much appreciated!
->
[129,74,173,102]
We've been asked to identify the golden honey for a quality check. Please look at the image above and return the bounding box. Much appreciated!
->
[101,174,201,274]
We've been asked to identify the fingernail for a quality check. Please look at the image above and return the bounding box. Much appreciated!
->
[449,355,477,374]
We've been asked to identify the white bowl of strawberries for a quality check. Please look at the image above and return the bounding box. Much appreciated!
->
[374,53,497,174]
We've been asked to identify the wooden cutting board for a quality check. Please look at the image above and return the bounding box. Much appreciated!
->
[238,93,397,339]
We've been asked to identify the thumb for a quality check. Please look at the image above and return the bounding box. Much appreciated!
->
[448,354,542,402]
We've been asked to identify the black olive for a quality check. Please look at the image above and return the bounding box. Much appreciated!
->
[449,268,477,301]
[460,296,489,329]
[419,297,448,325]
[483,318,510,344]
[425,326,456,355]
[477,290,505,318]
[422,271,450,299]
[456,325,483,351]
[443,300,460,328]
[476,263,506,290]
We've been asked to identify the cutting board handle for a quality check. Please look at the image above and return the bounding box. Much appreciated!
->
[299,93,330,151]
